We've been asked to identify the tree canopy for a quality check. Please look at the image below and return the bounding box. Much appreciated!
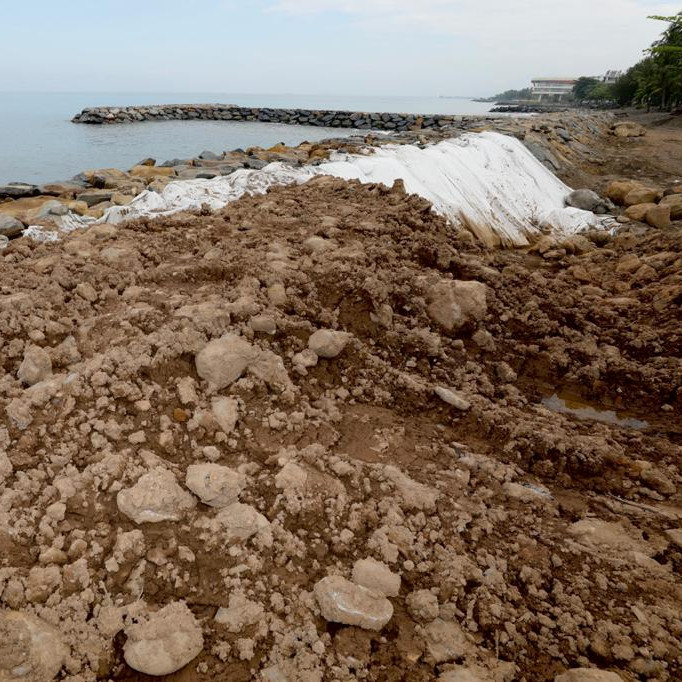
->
[569,13,682,110]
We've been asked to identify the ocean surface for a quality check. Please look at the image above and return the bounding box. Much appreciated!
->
[0,93,494,185]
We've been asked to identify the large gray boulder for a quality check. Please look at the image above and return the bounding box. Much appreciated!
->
[565,189,613,214]
[0,183,39,199]
[0,214,24,238]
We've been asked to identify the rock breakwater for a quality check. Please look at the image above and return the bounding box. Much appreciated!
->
[72,103,469,131]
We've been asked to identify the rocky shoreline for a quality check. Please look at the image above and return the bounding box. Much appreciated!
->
[1,111,621,244]
[71,103,475,131]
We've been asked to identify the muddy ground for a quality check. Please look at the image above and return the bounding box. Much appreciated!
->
[0,116,680,682]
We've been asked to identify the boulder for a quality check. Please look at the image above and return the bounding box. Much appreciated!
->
[77,189,113,207]
[77,168,129,189]
[308,329,351,358]
[660,193,682,220]
[195,334,258,389]
[555,670,623,682]
[624,187,662,207]
[624,203,657,222]
[0,183,39,199]
[185,464,246,508]
[352,558,401,597]
[564,189,612,214]
[610,121,646,138]
[117,468,197,524]
[0,214,24,238]
[314,575,393,631]
[129,165,176,181]
[645,204,672,229]
[123,602,203,676]
[18,346,52,386]
[606,180,641,205]
[427,280,487,332]
[0,611,68,681]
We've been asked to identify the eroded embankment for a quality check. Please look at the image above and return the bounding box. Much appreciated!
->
[0,174,680,681]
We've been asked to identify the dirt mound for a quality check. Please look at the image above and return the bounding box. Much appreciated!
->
[0,175,680,681]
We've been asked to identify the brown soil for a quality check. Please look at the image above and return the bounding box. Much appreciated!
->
[0,120,680,682]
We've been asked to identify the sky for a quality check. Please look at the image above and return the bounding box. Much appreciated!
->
[2,0,680,97]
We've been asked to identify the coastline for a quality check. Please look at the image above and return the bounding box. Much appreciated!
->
[0,109,613,244]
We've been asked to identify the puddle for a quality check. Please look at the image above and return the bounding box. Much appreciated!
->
[541,393,649,430]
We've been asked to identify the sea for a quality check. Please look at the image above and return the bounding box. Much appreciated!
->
[0,93,494,185]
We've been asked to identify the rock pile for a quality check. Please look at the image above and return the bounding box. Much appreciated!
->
[606,179,681,229]
[71,103,464,131]
[0,167,679,680]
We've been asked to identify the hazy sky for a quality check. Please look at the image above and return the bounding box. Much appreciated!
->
[2,0,679,96]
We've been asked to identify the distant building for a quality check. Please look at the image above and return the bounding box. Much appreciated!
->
[530,78,578,102]
[602,70,623,84]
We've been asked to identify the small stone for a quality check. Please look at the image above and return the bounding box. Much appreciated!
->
[75,282,98,302]
[18,346,52,386]
[0,611,68,681]
[314,575,393,631]
[195,334,258,389]
[664,528,682,549]
[427,279,487,332]
[275,461,309,492]
[406,589,439,622]
[212,396,239,434]
[0,450,13,483]
[123,602,203,676]
[308,329,351,358]
[352,558,401,597]
[215,594,265,633]
[117,468,197,524]
[177,376,198,405]
[185,464,246,508]
[212,503,271,542]
[424,619,470,663]
[434,387,471,411]
[293,348,318,368]
[250,315,277,334]
[173,408,189,423]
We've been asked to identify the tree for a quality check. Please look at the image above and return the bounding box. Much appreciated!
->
[611,66,639,105]
[572,77,599,102]
[587,83,615,102]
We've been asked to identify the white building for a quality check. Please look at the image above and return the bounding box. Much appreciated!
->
[602,70,623,84]
[530,78,578,102]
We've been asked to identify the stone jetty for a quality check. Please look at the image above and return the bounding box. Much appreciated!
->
[72,103,466,131]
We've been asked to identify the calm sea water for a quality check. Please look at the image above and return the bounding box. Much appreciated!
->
[0,93,494,185]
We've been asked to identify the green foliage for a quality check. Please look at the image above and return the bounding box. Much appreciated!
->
[487,87,532,102]
[587,83,615,101]
[573,77,600,101]
[621,12,682,110]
